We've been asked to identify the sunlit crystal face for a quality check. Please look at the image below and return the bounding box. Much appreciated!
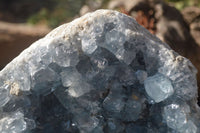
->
[144,73,174,103]
[163,104,187,130]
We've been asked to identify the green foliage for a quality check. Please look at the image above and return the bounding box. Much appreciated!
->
[165,0,200,10]
[27,0,85,28]
[27,8,49,25]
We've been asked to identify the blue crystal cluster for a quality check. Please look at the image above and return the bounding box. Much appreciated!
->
[0,10,199,133]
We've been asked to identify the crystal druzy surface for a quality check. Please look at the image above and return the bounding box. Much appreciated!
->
[0,10,199,133]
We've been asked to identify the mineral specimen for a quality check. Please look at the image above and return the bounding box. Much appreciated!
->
[0,9,199,133]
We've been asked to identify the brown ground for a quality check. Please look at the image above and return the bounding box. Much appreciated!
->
[0,21,50,69]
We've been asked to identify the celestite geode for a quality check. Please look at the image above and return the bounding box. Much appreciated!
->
[0,10,199,133]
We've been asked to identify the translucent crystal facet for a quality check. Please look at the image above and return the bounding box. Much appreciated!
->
[0,87,10,107]
[163,104,187,130]
[135,70,148,84]
[0,111,27,133]
[144,73,174,103]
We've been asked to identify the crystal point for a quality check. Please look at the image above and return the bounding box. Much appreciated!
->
[144,73,174,103]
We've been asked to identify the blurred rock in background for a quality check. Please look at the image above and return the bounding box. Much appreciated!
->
[182,6,200,46]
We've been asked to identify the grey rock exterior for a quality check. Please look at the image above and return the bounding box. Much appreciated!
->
[0,10,199,133]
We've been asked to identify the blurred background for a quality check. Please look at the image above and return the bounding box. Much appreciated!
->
[1,0,200,100]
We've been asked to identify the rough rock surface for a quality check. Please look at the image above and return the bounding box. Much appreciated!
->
[0,9,200,133]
